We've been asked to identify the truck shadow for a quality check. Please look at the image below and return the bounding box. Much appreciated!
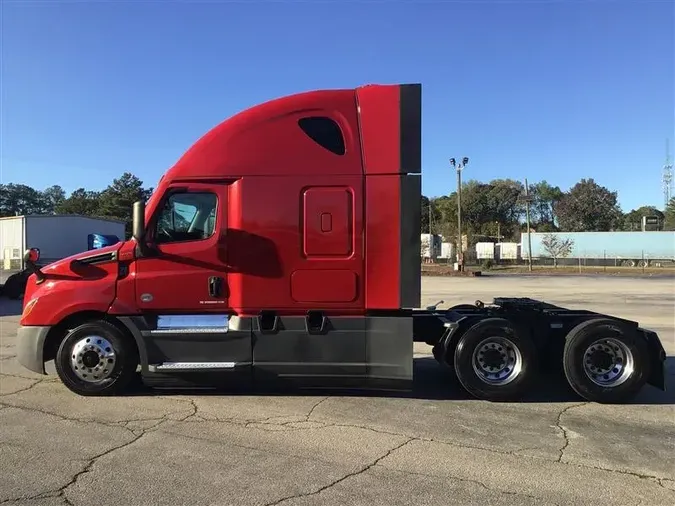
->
[0,298,23,317]
[125,356,675,405]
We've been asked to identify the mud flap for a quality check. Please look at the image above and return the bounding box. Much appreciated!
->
[642,328,667,390]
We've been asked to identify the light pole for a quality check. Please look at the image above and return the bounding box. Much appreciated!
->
[450,157,469,270]
[522,179,534,272]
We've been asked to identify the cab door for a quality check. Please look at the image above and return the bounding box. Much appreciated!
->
[135,183,228,311]
[133,183,252,374]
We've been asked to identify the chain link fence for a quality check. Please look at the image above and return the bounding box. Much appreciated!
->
[426,248,675,272]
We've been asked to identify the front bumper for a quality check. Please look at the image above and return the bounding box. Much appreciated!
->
[16,325,51,375]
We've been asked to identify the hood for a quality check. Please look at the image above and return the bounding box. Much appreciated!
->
[40,242,124,278]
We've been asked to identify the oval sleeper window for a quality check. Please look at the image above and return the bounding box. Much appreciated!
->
[298,117,346,155]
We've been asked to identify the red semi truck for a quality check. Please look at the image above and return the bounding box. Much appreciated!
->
[16,83,666,403]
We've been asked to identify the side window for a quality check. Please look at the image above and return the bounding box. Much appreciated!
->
[155,192,218,244]
[298,116,345,155]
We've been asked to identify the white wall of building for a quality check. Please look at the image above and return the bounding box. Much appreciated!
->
[0,216,25,270]
[1,215,125,269]
[26,216,125,263]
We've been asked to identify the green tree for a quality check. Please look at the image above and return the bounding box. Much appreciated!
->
[458,179,524,241]
[529,181,563,229]
[55,188,102,216]
[0,183,43,216]
[554,178,623,232]
[421,195,434,234]
[97,172,153,238]
[39,185,67,214]
[664,198,675,231]
[432,194,457,239]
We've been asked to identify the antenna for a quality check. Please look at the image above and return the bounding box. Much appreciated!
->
[664,139,673,208]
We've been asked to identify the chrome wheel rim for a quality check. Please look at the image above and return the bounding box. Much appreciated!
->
[582,337,634,387]
[471,336,523,386]
[69,335,117,383]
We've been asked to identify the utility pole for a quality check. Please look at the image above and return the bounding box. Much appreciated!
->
[524,179,533,272]
[428,199,432,234]
[450,157,469,270]
[663,138,673,209]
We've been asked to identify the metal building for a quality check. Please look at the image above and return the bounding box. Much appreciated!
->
[0,215,126,271]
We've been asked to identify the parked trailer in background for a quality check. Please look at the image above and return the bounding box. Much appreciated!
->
[475,242,495,260]
[440,242,454,261]
[421,233,442,262]
[496,242,519,261]
[520,231,675,267]
[472,242,519,263]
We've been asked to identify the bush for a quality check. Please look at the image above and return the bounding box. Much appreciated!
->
[481,259,494,270]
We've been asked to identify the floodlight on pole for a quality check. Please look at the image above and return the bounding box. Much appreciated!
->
[450,157,469,270]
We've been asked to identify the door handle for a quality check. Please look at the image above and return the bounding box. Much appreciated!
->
[208,276,224,298]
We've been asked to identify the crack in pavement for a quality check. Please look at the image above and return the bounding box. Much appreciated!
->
[376,464,558,505]
[554,402,588,463]
[2,389,673,503]
[0,417,167,505]
[153,397,675,487]
[0,400,190,436]
[166,395,538,458]
[155,427,355,469]
[262,438,416,506]
[0,378,50,397]
[549,402,674,488]
[3,392,673,491]
[659,478,675,491]
[561,461,675,491]
[305,396,329,421]
[0,372,58,382]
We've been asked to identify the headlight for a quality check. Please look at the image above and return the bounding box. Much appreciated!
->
[22,298,39,319]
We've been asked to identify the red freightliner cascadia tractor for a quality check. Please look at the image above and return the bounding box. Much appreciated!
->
[15,83,666,403]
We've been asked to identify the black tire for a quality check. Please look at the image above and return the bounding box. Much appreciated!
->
[54,320,139,396]
[562,318,650,404]
[4,272,27,300]
[453,317,538,401]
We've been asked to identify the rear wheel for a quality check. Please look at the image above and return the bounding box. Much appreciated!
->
[54,320,139,396]
[562,318,649,403]
[453,318,538,401]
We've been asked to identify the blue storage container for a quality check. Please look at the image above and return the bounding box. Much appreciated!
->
[87,233,120,250]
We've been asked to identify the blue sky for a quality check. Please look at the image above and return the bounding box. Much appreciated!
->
[1,0,673,212]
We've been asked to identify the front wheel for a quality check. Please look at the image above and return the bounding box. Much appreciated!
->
[54,320,139,396]
[453,318,538,401]
[562,318,650,403]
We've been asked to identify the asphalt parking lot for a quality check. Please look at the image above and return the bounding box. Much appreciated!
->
[1,276,674,506]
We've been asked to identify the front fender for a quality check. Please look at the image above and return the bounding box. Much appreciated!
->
[20,268,118,326]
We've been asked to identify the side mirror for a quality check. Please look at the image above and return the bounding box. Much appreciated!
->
[132,200,146,242]
[23,248,40,264]
[23,248,46,284]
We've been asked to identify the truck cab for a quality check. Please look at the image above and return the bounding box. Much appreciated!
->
[17,83,424,395]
